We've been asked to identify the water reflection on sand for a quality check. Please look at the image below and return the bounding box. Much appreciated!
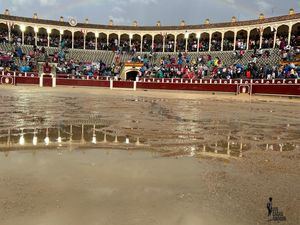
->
[0,87,299,160]
[0,121,298,159]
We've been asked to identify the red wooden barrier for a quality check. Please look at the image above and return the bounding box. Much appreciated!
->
[252,84,300,95]
[137,82,237,92]
[113,81,134,89]
[56,78,110,87]
[43,76,52,87]
[15,76,39,85]
[1,74,299,96]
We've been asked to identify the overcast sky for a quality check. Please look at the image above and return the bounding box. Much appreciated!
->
[1,0,299,26]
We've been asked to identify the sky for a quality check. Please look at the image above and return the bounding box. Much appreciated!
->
[0,0,299,26]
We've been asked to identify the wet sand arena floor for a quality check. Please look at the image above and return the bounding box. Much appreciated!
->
[0,86,299,225]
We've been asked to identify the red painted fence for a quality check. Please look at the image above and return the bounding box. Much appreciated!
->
[0,72,299,96]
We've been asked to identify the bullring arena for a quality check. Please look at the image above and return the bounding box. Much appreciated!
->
[0,4,299,225]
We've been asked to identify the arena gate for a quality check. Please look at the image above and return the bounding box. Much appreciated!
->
[120,62,143,81]
[38,62,57,87]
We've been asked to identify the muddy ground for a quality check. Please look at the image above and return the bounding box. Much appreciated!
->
[0,86,299,225]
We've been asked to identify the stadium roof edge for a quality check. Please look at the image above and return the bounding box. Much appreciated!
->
[0,13,299,31]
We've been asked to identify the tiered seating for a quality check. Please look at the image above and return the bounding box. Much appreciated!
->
[0,43,115,65]
[0,43,14,52]
[235,49,281,66]
[66,49,115,64]
[114,52,135,64]
[280,52,300,66]
[129,49,281,67]
[0,42,283,70]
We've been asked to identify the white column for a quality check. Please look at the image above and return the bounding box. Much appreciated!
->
[221,32,224,51]
[163,36,165,52]
[151,36,154,51]
[83,34,86,49]
[22,31,24,45]
[273,30,277,48]
[39,74,43,87]
[259,29,263,49]
[288,25,292,46]
[185,37,188,52]
[246,30,250,50]
[208,33,211,51]
[174,36,177,53]
[8,25,11,43]
[47,33,50,47]
[140,38,143,53]
[110,79,113,90]
[59,34,62,44]
[72,32,74,49]
[233,31,237,50]
[95,37,98,50]
[197,36,200,53]
[52,75,56,87]
[35,32,38,46]
[107,35,109,48]
[130,37,132,49]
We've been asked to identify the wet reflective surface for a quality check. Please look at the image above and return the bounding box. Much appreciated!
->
[0,87,299,158]
[0,86,299,225]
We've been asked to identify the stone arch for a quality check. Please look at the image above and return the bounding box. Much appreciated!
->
[142,34,152,52]
[277,25,289,38]
[291,23,300,47]
[154,34,163,52]
[50,29,60,47]
[176,33,185,52]
[263,26,272,37]
[199,32,209,51]
[188,33,197,52]
[132,34,141,52]
[98,33,107,50]
[120,34,130,52]
[262,26,272,48]
[11,24,21,44]
[249,28,260,50]
[125,68,140,81]
[291,22,300,35]
[62,30,72,48]
[108,33,118,51]
[236,29,247,50]
[165,34,175,52]
[0,22,8,32]
[0,23,9,43]
[24,26,35,45]
[74,31,84,49]
[86,32,95,50]
[211,31,222,51]
[276,25,289,48]
[37,27,48,46]
[223,31,234,51]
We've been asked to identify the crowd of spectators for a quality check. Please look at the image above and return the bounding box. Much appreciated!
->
[0,39,115,77]
[129,47,300,80]
[0,29,299,80]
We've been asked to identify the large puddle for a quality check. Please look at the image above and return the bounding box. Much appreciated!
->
[0,87,299,158]
[0,87,299,225]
